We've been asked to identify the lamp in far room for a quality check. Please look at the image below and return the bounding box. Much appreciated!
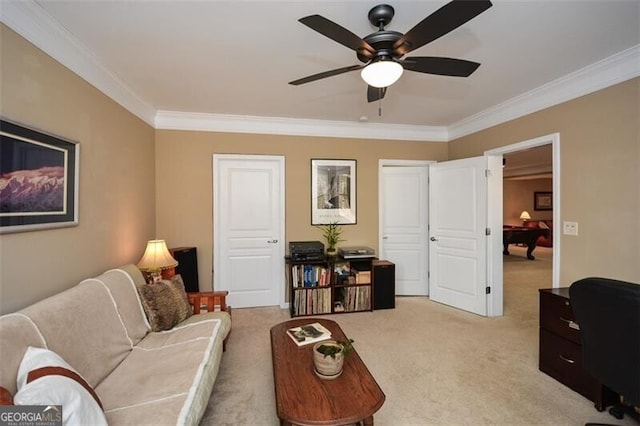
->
[137,240,178,283]
[520,210,531,225]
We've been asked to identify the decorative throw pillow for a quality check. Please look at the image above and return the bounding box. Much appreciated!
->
[138,274,193,331]
[168,275,193,321]
[14,347,107,425]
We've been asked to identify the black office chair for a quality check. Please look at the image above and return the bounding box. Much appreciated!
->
[569,277,640,422]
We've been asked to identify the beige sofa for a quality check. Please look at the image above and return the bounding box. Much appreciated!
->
[0,264,231,425]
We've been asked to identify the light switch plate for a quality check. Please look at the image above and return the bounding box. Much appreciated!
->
[563,221,578,236]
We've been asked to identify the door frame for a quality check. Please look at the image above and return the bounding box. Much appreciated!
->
[212,154,286,307]
[485,132,561,289]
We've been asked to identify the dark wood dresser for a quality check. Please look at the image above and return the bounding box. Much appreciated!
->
[539,288,618,411]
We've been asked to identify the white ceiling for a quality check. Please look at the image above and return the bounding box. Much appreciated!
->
[3,1,640,140]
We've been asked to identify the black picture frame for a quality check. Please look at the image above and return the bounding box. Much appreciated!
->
[0,119,79,233]
[310,159,356,225]
[534,191,552,211]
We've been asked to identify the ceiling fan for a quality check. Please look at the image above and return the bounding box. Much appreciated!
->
[289,0,492,103]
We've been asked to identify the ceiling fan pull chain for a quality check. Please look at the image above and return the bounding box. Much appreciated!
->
[378,89,383,117]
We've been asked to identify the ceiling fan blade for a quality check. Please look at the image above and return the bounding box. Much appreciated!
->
[289,64,363,86]
[402,57,480,77]
[299,15,375,59]
[367,86,387,103]
[394,0,492,56]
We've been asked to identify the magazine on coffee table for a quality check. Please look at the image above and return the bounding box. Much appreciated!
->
[287,322,332,346]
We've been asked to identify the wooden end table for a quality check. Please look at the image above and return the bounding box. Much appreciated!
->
[270,318,385,426]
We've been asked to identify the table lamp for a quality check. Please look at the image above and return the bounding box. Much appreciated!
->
[520,210,531,225]
[137,239,178,283]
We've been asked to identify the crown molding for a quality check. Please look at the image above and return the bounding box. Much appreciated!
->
[155,111,448,142]
[448,44,640,140]
[2,1,638,141]
[0,0,156,126]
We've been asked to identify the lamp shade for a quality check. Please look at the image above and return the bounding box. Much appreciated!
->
[137,240,178,272]
[519,211,531,221]
[361,59,404,88]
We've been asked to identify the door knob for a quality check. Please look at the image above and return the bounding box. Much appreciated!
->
[267,239,278,244]
[430,237,438,241]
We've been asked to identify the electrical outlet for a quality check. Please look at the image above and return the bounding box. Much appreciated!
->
[563,221,578,236]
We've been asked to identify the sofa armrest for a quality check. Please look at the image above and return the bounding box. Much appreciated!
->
[187,291,230,315]
[0,387,13,405]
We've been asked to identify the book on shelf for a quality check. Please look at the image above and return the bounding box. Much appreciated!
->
[291,264,330,288]
[287,322,332,346]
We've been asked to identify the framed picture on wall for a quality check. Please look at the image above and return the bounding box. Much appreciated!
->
[534,191,552,211]
[0,119,79,233]
[311,159,356,225]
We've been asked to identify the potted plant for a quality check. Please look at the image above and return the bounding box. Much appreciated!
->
[313,339,354,379]
[317,222,344,257]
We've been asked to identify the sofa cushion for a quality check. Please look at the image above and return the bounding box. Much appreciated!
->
[95,319,224,426]
[138,275,193,332]
[20,280,133,388]
[98,265,150,345]
[14,347,107,426]
[0,314,46,395]
[179,311,232,342]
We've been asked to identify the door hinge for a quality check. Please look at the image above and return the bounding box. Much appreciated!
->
[485,227,491,236]
[485,169,491,177]
[428,271,430,279]
[486,286,491,294]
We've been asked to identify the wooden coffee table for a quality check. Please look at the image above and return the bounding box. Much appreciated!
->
[270,318,385,426]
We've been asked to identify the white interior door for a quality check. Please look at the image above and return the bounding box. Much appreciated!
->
[379,163,429,295]
[428,156,489,316]
[213,155,285,308]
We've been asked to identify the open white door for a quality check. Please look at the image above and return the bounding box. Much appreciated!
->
[213,154,285,308]
[429,156,500,316]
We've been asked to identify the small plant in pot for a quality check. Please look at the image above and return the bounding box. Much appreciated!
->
[317,222,344,257]
[313,339,354,379]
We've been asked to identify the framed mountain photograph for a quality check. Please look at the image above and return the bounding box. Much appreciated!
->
[0,120,79,233]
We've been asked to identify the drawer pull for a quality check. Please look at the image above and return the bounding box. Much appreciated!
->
[559,316,580,330]
[559,354,575,364]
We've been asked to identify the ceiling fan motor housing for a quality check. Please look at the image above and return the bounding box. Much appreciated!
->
[358,30,405,63]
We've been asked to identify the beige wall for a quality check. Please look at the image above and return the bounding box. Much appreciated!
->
[504,178,553,225]
[0,25,156,314]
[449,78,640,284]
[155,131,447,291]
[3,24,637,315]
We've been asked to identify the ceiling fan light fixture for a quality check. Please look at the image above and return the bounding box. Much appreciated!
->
[361,58,403,88]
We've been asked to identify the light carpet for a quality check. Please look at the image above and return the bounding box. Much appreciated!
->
[201,246,636,425]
